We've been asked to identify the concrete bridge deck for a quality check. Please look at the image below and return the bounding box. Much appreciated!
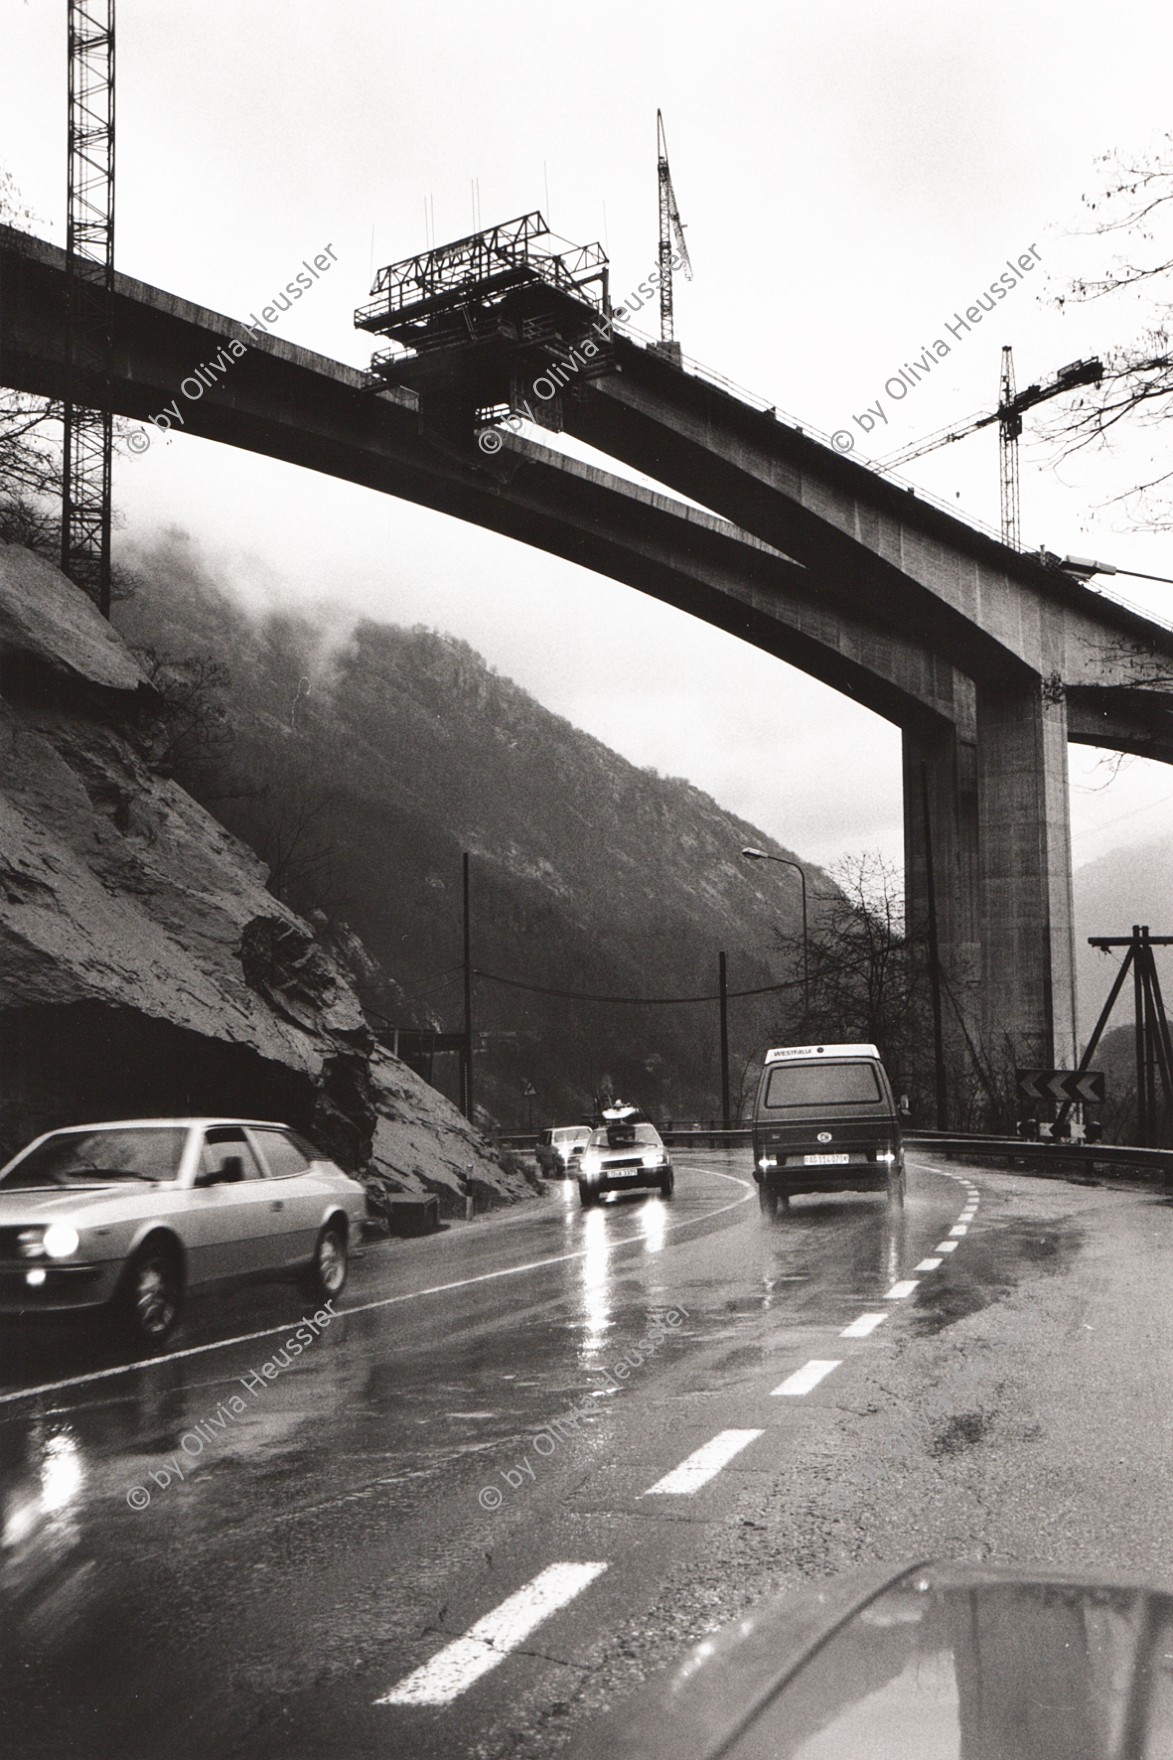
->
[2,222,1170,1101]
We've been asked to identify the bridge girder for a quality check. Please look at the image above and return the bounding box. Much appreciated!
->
[3,224,1171,1094]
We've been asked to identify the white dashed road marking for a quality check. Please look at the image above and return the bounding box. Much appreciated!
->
[644,1429,763,1495]
[884,1280,919,1300]
[771,1359,842,1397]
[949,1224,968,1236]
[936,1241,959,1253]
[915,1257,943,1272]
[376,1562,608,1706]
[840,1312,888,1339]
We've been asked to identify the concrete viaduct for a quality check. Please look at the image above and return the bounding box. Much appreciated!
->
[3,223,1172,1107]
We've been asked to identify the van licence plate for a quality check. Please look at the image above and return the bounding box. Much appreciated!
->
[803,1152,850,1165]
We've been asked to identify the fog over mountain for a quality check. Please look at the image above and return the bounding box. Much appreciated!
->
[116,536,826,1128]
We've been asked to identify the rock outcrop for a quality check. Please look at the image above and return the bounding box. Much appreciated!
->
[0,543,536,1213]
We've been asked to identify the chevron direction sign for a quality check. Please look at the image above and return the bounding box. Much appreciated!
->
[1017,1069,1105,1105]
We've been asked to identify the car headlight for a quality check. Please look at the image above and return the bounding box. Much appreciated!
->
[42,1224,80,1259]
[581,1152,602,1176]
[641,1150,666,1168]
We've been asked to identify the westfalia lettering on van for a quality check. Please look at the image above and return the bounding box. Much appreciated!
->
[751,1043,906,1217]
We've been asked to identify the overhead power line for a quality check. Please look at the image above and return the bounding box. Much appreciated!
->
[472,967,800,1006]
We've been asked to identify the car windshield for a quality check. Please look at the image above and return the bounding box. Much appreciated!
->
[591,1123,659,1149]
[763,1062,882,1109]
[0,1126,188,1188]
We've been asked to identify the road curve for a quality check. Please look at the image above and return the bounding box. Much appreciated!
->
[3,1150,1172,1759]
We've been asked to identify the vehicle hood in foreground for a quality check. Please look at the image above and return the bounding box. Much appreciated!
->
[567,1559,1173,1759]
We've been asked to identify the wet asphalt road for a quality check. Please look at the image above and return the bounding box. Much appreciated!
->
[4,1149,1173,1759]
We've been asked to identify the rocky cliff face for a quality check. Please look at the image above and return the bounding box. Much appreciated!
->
[0,542,533,1212]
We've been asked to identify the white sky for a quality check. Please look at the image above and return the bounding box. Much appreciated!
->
[2,0,1172,874]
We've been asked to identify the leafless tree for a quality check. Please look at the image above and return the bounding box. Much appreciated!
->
[770,853,927,1067]
[253,777,343,912]
[0,171,62,532]
[1046,136,1173,527]
[135,646,235,777]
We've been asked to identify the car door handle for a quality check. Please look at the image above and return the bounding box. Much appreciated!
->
[270,1200,285,1211]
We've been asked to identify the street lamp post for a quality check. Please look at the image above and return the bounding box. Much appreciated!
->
[741,848,810,1020]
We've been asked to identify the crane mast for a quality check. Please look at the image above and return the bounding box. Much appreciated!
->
[999,345,1022,550]
[877,351,1102,548]
[655,109,692,359]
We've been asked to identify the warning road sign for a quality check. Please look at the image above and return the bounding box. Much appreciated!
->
[1016,1069,1105,1105]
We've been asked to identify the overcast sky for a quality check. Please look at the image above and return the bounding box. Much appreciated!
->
[2,0,1172,877]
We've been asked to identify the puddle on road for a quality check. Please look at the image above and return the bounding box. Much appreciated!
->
[910,1216,1085,1337]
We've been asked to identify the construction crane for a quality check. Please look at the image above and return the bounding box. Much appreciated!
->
[61,0,116,616]
[877,350,1103,548]
[655,109,692,360]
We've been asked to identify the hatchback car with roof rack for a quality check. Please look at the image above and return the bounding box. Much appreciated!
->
[577,1117,674,1208]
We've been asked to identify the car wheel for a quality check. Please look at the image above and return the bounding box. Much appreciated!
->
[304,1220,348,1300]
[119,1237,183,1344]
[659,1168,675,1199]
[758,1184,779,1219]
[578,1181,596,1209]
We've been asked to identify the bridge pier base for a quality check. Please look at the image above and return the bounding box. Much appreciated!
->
[904,680,1077,1124]
[976,680,1078,1072]
[903,714,980,1121]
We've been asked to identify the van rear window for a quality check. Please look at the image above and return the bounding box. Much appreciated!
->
[763,1062,882,1109]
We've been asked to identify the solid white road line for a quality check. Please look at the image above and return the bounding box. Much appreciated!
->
[376,1561,608,1706]
[915,1257,943,1272]
[936,1241,959,1253]
[0,1169,756,1407]
[840,1312,888,1339]
[771,1359,842,1397]
[644,1429,763,1495]
[884,1280,919,1300]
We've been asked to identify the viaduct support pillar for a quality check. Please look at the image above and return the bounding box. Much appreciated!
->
[903,706,980,1121]
[975,679,1078,1076]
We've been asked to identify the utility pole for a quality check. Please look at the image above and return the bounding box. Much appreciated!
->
[462,852,475,1124]
[718,951,730,1130]
[1057,927,1173,1147]
[62,0,116,615]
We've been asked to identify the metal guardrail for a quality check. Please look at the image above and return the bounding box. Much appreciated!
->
[661,1127,752,1147]
[494,1128,753,1151]
[497,1127,1172,1178]
[907,1132,1173,1179]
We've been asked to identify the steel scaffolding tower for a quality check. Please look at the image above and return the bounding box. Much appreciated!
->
[61,0,115,616]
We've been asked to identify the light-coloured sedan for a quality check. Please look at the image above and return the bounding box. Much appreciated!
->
[0,1118,369,1344]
